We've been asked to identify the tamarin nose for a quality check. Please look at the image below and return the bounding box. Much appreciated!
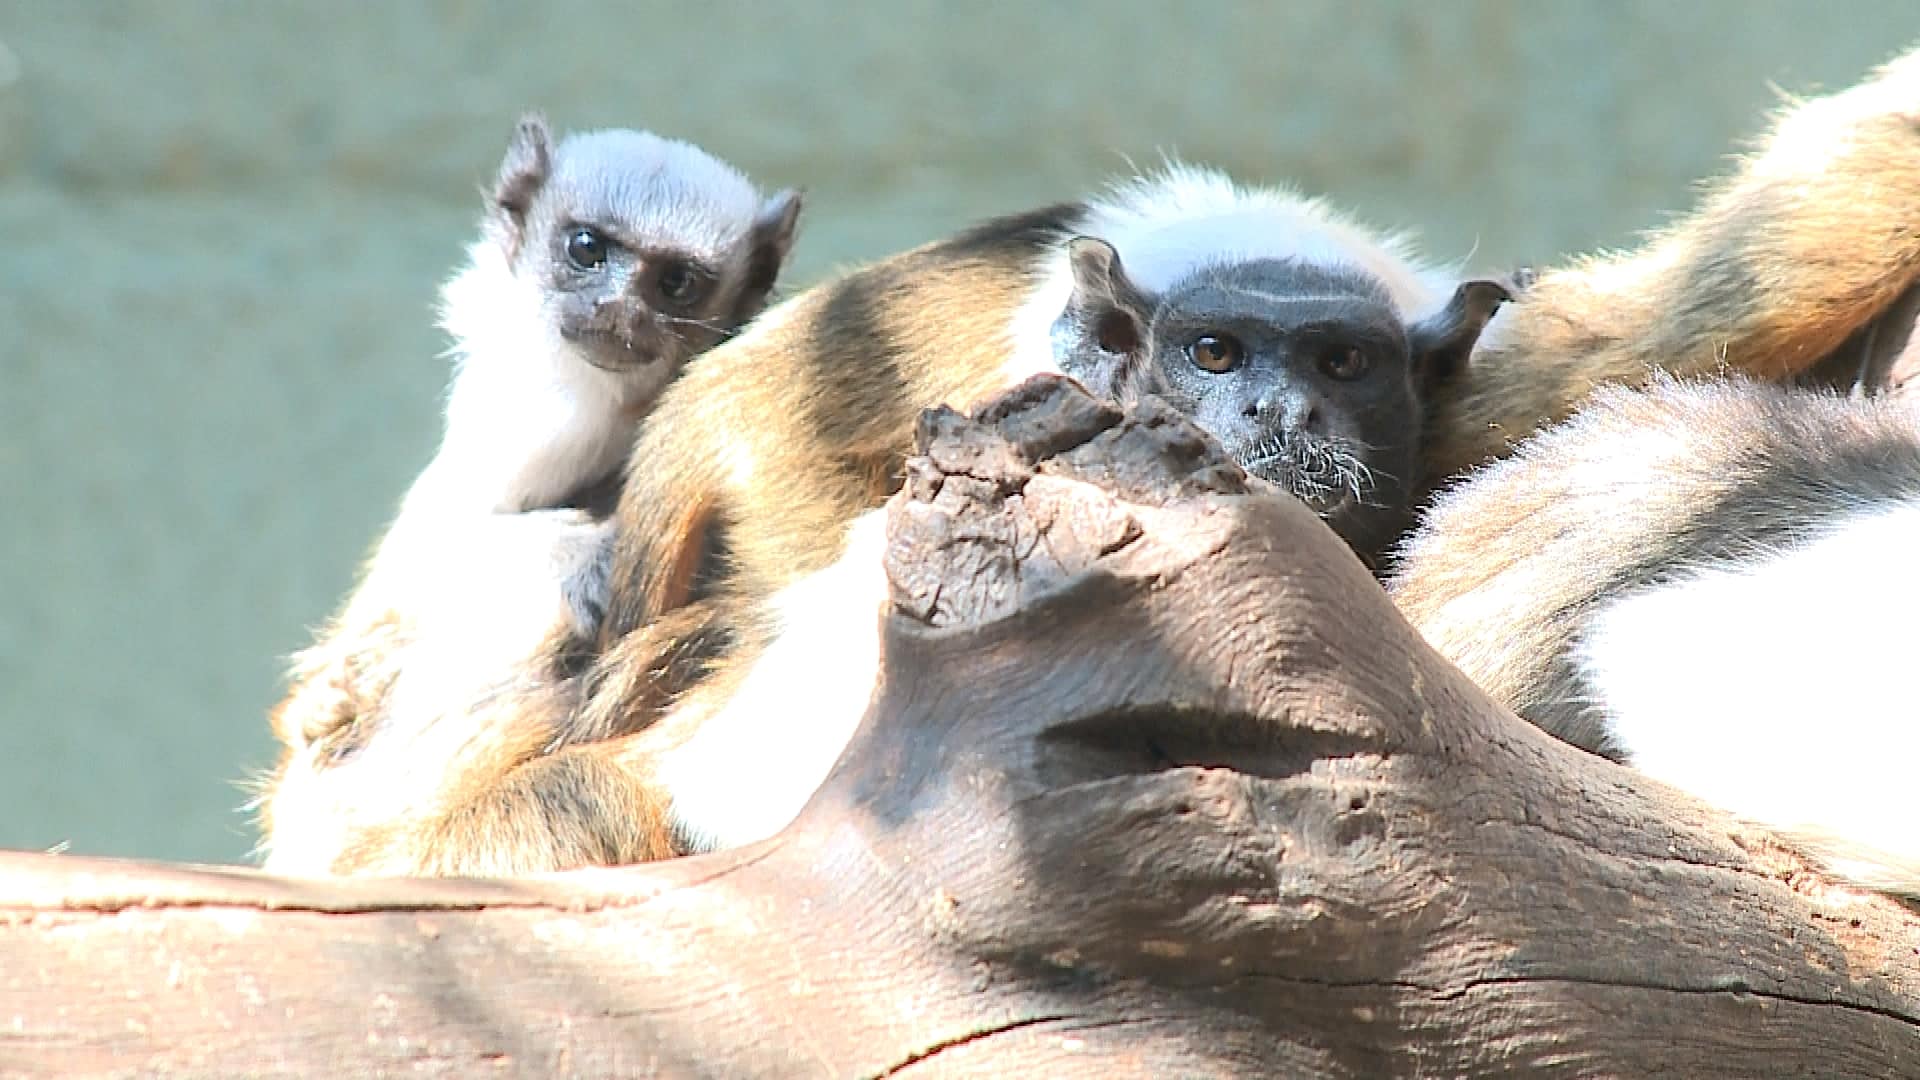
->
[1247,394,1324,433]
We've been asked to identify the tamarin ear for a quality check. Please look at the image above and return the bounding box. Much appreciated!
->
[1053,236,1158,398]
[1408,277,1514,390]
[488,112,554,253]
[1065,237,1155,354]
[739,188,805,306]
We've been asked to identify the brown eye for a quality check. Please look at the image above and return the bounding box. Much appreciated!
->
[1187,333,1244,374]
[1319,345,1370,381]
[564,227,607,270]
[656,261,705,305]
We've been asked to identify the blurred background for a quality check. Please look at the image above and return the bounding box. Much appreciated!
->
[0,2,1913,865]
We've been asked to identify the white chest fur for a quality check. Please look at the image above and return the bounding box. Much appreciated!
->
[423,242,652,516]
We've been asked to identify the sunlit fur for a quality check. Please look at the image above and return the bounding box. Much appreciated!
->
[649,47,1920,870]
[1004,162,1449,385]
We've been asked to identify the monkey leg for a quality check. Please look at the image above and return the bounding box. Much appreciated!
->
[1428,42,1920,485]
[271,715,684,878]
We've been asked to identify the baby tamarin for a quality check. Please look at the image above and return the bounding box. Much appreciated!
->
[255,114,801,874]
[274,43,1920,877]
[420,113,801,520]
[1390,377,1920,897]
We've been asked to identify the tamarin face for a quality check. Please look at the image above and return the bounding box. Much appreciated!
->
[1055,238,1508,561]
[486,115,802,378]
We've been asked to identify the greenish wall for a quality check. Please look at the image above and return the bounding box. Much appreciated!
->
[1,2,1913,864]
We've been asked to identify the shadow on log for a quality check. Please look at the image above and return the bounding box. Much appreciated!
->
[3,376,1918,1077]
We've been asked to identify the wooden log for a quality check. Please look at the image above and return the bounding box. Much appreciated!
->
[2,376,1916,1078]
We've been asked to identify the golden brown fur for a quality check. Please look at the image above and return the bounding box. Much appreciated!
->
[264,46,1920,878]
[599,204,1083,652]
[336,723,678,876]
[1424,45,1920,487]
[268,652,679,876]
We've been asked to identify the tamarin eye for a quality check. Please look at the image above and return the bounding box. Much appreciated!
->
[656,261,705,305]
[1187,333,1245,374]
[1319,345,1371,381]
[565,227,608,270]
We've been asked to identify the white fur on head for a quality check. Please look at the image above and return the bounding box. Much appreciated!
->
[1082,161,1441,306]
[1005,161,1449,385]
[529,128,770,264]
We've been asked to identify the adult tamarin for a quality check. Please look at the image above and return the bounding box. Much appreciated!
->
[659,102,1920,880]
[256,114,802,874]
[590,44,1920,865]
[595,163,1490,657]
[1389,377,1920,897]
[641,233,1513,856]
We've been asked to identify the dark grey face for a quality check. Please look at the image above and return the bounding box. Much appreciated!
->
[487,114,802,377]
[1152,262,1422,530]
[1054,237,1509,565]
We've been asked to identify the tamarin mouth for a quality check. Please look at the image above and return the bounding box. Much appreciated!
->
[568,306,672,370]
